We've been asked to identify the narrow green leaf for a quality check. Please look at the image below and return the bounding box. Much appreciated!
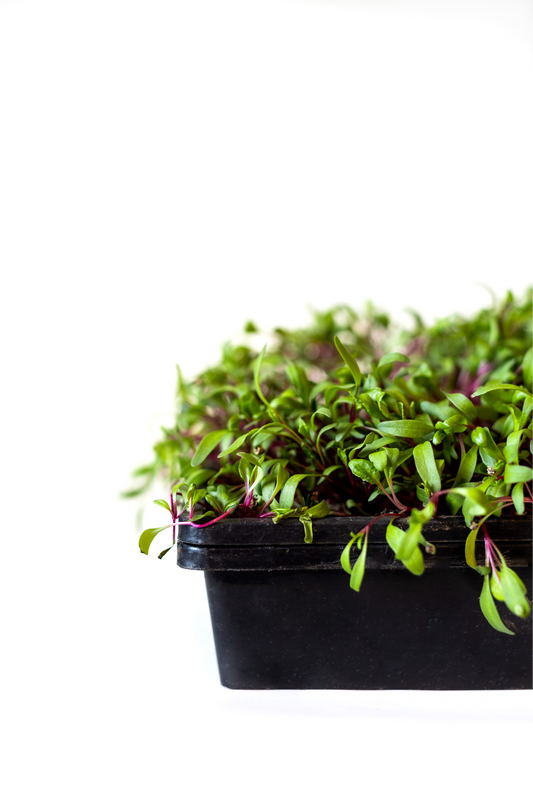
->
[402,545,425,576]
[253,344,269,406]
[503,430,524,465]
[340,533,357,574]
[334,336,362,392]
[453,445,478,486]
[377,352,410,368]
[499,563,531,618]
[385,520,403,553]
[413,441,441,493]
[217,432,249,458]
[139,526,171,556]
[191,429,228,467]
[442,391,476,419]
[153,499,171,512]
[300,517,314,543]
[472,383,532,399]
[322,464,341,476]
[394,526,421,561]
[503,464,533,484]
[377,420,434,438]
[522,346,533,387]
[490,573,504,601]
[279,474,309,508]
[465,524,480,570]
[480,575,515,635]
[511,482,525,515]
[158,545,175,560]
[350,533,368,591]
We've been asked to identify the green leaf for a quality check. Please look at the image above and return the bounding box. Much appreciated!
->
[340,533,358,574]
[420,401,458,421]
[402,545,425,576]
[503,430,524,465]
[472,383,532,399]
[158,545,175,560]
[368,450,388,473]
[490,573,504,601]
[350,533,368,591]
[377,352,410,368]
[410,502,435,525]
[386,519,425,575]
[300,517,314,544]
[394,526,421,561]
[499,563,530,619]
[266,464,289,503]
[153,499,171,512]
[217,432,250,458]
[334,336,362,393]
[503,464,533,484]
[522,347,533,388]
[311,406,332,428]
[191,429,228,467]
[253,344,269,406]
[480,575,515,635]
[442,391,476,419]
[471,427,502,464]
[377,420,434,438]
[139,526,171,556]
[452,486,493,517]
[511,482,525,515]
[305,499,330,519]
[413,441,441,494]
[465,524,480,570]
[453,445,478,486]
[348,459,380,484]
[279,474,309,508]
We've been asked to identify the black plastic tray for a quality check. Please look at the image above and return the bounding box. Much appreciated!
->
[178,515,532,690]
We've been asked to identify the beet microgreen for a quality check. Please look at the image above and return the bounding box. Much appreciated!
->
[128,290,532,633]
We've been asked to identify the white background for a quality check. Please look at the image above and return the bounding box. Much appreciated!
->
[1,1,532,797]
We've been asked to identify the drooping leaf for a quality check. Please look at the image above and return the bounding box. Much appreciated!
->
[350,533,368,591]
[139,526,171,556]
[158,545,175,559]
[153,499,171,512]
[305,499,330,519]
[465,524,480,570]
[499,563,530,619]
[480,575,515,635]
[341,533,358,574]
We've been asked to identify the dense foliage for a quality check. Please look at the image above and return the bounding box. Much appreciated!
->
[129,291,533,633]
